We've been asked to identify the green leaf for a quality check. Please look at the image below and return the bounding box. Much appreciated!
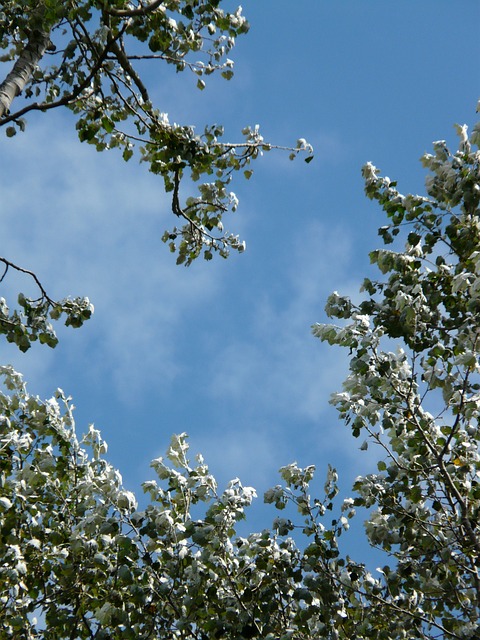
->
[101,117,115,134]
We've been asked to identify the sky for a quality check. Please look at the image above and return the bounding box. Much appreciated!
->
[1,1,480,553]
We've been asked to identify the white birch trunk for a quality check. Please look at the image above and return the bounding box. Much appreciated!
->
[0,28,51,119]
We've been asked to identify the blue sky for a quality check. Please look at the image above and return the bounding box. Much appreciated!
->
[1,1,479,546]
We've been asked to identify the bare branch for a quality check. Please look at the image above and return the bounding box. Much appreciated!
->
[0,256,54,304]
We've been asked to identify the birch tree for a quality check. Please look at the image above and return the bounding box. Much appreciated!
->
[0,0,312,351]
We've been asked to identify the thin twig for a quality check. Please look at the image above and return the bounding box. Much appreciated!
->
[0,256,53,303]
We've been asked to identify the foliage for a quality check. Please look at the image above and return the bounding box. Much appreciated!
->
[0,366,341,639]
[314,121,480,638]
[0,257,93,352]
[0,0,313,267]
[1,120,479,638]
[0,0,311,351]
[1,2,479,638]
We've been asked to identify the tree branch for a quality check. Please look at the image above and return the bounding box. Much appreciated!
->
[105,0,164,18]
[109,39,150,104]
[0,257,54,304]
[0,31,121,127]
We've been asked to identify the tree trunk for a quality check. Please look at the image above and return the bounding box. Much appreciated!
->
[0,27,51,119]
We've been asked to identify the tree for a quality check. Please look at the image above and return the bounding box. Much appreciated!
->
[313,121,480,638]
[1,112,479,637]
[0,0,312,351]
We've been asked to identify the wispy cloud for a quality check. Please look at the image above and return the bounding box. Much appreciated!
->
[207,220,357,419]
[1,117,223,396]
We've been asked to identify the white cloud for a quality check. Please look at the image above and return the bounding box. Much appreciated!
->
[207,219,360,423]
[0,116,223,398]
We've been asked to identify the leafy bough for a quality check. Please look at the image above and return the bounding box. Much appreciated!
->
[0,1,312,344]
[0,0,314,266]
[0,256,93,352]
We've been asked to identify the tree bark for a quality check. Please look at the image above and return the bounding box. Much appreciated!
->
[0,27,51,119]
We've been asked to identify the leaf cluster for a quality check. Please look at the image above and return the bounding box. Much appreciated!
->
[0,258,93,352]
